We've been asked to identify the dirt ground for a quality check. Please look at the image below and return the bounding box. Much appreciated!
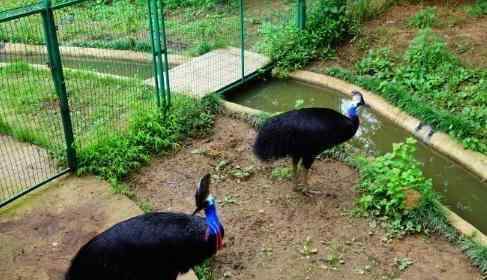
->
[130,117,483,280]
[0,175,143,280]
[309,1,487,72]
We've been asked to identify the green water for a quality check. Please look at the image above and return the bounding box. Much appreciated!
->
[226,79,487,234]
[0,53,154,79]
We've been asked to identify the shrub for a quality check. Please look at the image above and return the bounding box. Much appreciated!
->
[258,0,354,76]
[407,7,439,28]
[357,138,435,234]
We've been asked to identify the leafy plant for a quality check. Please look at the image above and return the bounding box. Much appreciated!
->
[271,166,292,181]
[194,260,214,280]
[357,138,435,234]
[258,0,354,76]
[394,257,414,271]
[407,7,439,28]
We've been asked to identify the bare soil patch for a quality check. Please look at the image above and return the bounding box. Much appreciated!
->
[309,1,487,72]
[0,175,142,280]
[130,117,482,280]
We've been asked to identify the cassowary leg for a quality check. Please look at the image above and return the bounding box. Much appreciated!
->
[292,157,300,188]
[301,156,321,196]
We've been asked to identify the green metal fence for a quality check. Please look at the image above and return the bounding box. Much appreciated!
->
[0,0,306,206]
[0,0,158,206]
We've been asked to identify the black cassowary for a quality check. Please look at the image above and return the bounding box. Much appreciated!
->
[254,91,366,195]
[65,174,224,280]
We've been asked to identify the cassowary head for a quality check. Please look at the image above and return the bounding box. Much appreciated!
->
[351,90,366,107]
[347,91,366,119]
[192,174,213,215]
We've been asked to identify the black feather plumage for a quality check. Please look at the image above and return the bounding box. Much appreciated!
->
[254,107,359,168]
[65,212,221,280]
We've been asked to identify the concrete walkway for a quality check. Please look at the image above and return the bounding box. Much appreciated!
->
[145,47,271,97]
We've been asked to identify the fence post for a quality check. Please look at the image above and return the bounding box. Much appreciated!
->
[296,0,306,29]
[240,0,245,80]
[148,0,171,109]
[41,0,77,170]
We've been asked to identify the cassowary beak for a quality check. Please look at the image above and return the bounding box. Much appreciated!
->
[192,174,211,215]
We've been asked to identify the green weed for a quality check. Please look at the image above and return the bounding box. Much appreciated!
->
[271,166,292,181]
[407,7,439,28]
[194,260,214,280]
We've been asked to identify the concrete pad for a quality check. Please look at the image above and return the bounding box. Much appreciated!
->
[0,134,59,204]
[0,175,199,280]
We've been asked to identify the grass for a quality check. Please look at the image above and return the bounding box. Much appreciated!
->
[327,29,487,154]
[0,63,153,161]
[194,260,214,280]
[407,7,439,28]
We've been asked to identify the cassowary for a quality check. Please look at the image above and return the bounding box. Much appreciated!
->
[65,174,224,280]
[253,91,365,195]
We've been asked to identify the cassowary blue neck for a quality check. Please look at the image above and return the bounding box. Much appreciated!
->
[346,104,359,120]
[204,203,223,236]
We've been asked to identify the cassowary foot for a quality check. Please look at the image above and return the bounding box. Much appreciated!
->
[293,184,322,197]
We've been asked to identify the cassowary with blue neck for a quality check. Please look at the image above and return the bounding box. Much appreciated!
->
[65,174,224,280]
[253,91,365,195]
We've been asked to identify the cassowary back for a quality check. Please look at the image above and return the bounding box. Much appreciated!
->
[65,212,215,280]
[253,108,357,160]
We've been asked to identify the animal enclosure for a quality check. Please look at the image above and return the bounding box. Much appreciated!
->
[0,0,306,206]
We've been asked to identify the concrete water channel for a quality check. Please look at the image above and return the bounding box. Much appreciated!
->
[225,79,487,235]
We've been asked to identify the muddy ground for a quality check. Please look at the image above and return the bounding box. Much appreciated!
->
[131,117,483,280]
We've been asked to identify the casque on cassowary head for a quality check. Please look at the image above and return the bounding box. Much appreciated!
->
[253,90,366,195]
[65,174,224,280]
